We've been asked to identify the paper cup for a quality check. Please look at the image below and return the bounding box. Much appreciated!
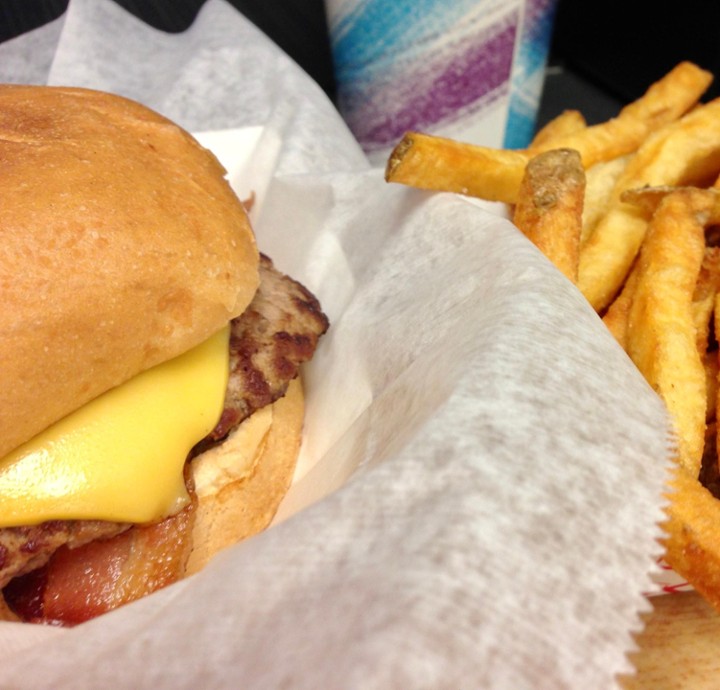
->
[326,0,558,164]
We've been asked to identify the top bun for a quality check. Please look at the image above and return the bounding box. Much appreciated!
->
[0,85,259,458]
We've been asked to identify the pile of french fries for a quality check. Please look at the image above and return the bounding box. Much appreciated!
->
[385,61,720,609]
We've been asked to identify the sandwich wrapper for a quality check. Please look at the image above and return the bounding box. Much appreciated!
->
[0,1,674,687]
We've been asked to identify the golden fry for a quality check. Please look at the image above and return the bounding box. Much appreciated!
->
[385,131,528,204]
[385,64,709,213]
[692,248,720,353]
[530,61,712,167]
[512,148,585,282]
[663,467,720,612]
[599,227,715,352]
[619,184,679,214]
[582,156,630,244]
[530,109,586,149]
[578,98,720,311]
[602,261,639,349]
[626,188,720,476]
[577,203,646,311]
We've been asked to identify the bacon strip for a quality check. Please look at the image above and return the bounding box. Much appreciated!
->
[4,500,195,626]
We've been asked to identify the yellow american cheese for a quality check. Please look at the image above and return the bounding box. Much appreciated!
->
[0,326,230,527]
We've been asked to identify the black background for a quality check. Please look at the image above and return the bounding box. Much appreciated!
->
[550,0,720,106]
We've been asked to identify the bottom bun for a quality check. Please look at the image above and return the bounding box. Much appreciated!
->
[185,377,305,575]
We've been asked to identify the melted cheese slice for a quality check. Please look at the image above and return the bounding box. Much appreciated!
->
[0,326,230,527]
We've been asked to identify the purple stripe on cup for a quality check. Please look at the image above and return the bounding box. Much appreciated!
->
[336,13,519,157]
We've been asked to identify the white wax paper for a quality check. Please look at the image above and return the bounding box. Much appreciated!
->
[0,1,672,688]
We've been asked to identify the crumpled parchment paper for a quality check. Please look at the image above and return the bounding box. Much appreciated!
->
[0,2,672,688]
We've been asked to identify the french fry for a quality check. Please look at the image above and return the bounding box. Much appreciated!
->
[692,248,720,353]
[578,98,720,311]
[577,204,645,311]
[608,176,720,612]
[663,467,720,612]
[704,350,719,424]
[385,132,528,204]
[530,61,712,167]
[665,357,720,611]
[619,184,679,214]
[530,109,586,149]
[602,261,639,349]
[621,62,712,121]
[582,155,630,244]
[386,63,710,212]
[512,148,585,282]
[599,227,720,352]
[625,188,720,476]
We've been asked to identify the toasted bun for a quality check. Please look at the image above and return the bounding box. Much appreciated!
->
[0,85,258,458]
[186,377,305,575]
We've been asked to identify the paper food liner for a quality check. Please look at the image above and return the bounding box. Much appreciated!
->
[0,1,673,688]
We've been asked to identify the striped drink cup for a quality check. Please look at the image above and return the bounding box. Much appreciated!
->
[326,0,558,164]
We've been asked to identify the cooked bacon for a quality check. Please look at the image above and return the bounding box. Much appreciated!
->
[4,499,195,626]
[0,521,130,592]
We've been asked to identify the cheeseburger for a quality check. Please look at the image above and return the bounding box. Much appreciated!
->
[0,85,328,625]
